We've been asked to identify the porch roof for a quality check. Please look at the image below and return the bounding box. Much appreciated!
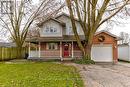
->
[26,35,85,42]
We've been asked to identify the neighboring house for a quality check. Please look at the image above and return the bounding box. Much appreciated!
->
[118,32,130,45]
[118,44,130,61]
[26,13,121,63]
[0,0,13,14]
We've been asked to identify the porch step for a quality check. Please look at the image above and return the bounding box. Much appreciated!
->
[62,58,73,61]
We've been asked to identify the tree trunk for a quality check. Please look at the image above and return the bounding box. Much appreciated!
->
[17,46,23,59]
[83,44,92,60]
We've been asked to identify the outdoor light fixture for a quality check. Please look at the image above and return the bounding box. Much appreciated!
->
[64,44,68,46]
[98,35,105,42]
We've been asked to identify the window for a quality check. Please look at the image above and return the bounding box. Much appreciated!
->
[1,1,13,14]
[54,28,57,32]
[50,27,53,32]
[68,26,73,34]
[45,26,49,32]
[44,26,58,33]
[47,43,58,50]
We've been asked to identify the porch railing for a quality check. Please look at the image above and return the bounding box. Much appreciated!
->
[30,51,39,57]
[73,50,82,58]
[40,50,60,57]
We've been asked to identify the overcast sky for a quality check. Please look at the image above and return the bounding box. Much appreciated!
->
[111,19,130,36]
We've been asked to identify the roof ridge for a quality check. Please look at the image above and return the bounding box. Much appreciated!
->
[95,30,122,40]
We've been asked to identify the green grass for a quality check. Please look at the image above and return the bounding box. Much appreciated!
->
[0,61,84,87]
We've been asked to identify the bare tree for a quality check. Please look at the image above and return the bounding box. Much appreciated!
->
[66,0,130,60]
[120,32,130,44]
[0,0,64,58]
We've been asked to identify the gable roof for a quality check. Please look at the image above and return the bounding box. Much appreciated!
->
[55,13,80,22]
[37,18,65,27]
[95,30,122,40]
[26,35,85,42]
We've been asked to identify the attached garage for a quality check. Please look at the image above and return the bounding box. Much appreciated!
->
[91,44,113,62]
[92,30,121,63]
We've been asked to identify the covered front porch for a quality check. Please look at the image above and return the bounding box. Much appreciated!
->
[28,41,82,61]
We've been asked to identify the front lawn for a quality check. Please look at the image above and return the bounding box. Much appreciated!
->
[0,61,84,87]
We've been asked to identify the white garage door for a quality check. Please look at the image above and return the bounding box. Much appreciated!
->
[91,44,113,62]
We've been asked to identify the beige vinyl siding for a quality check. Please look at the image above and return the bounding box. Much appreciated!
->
[57,16,84,35]
[40,20,63,37]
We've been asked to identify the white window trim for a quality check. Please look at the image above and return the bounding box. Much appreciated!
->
[46,43,58,50]
[44,26,58,33]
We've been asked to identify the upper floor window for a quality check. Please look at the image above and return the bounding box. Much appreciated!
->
[45,26,49,32]
[68,26,73,35]
[1,1,13,14]
[54,28,57,32]
[44,26,58,33]
[50,27,53,32]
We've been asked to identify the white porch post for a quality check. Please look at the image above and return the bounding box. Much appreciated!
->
[60,41,63,61]
[29,42,30,57]
[72,41,74,58]
[39,42,41,58]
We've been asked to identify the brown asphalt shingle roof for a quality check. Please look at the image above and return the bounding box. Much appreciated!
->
[26,35,85,42]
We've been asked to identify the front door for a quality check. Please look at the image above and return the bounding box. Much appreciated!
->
[63,43,71,57]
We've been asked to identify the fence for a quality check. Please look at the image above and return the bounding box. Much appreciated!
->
[0,47,28,61]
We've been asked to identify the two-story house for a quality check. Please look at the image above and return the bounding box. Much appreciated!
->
[26,13,120,63]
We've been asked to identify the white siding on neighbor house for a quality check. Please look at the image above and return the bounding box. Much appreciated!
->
[57,16,84,35]
[91,44,113,62]
[118,45,130,61]
[40,20,63,37]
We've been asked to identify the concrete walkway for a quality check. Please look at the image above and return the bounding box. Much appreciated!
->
[65,62,130,87]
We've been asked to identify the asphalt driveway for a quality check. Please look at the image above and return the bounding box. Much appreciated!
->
[68,62,130,87]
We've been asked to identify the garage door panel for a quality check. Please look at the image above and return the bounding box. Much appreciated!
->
[91,45,113,62]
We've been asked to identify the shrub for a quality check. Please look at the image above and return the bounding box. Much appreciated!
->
[73,58,95,64]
